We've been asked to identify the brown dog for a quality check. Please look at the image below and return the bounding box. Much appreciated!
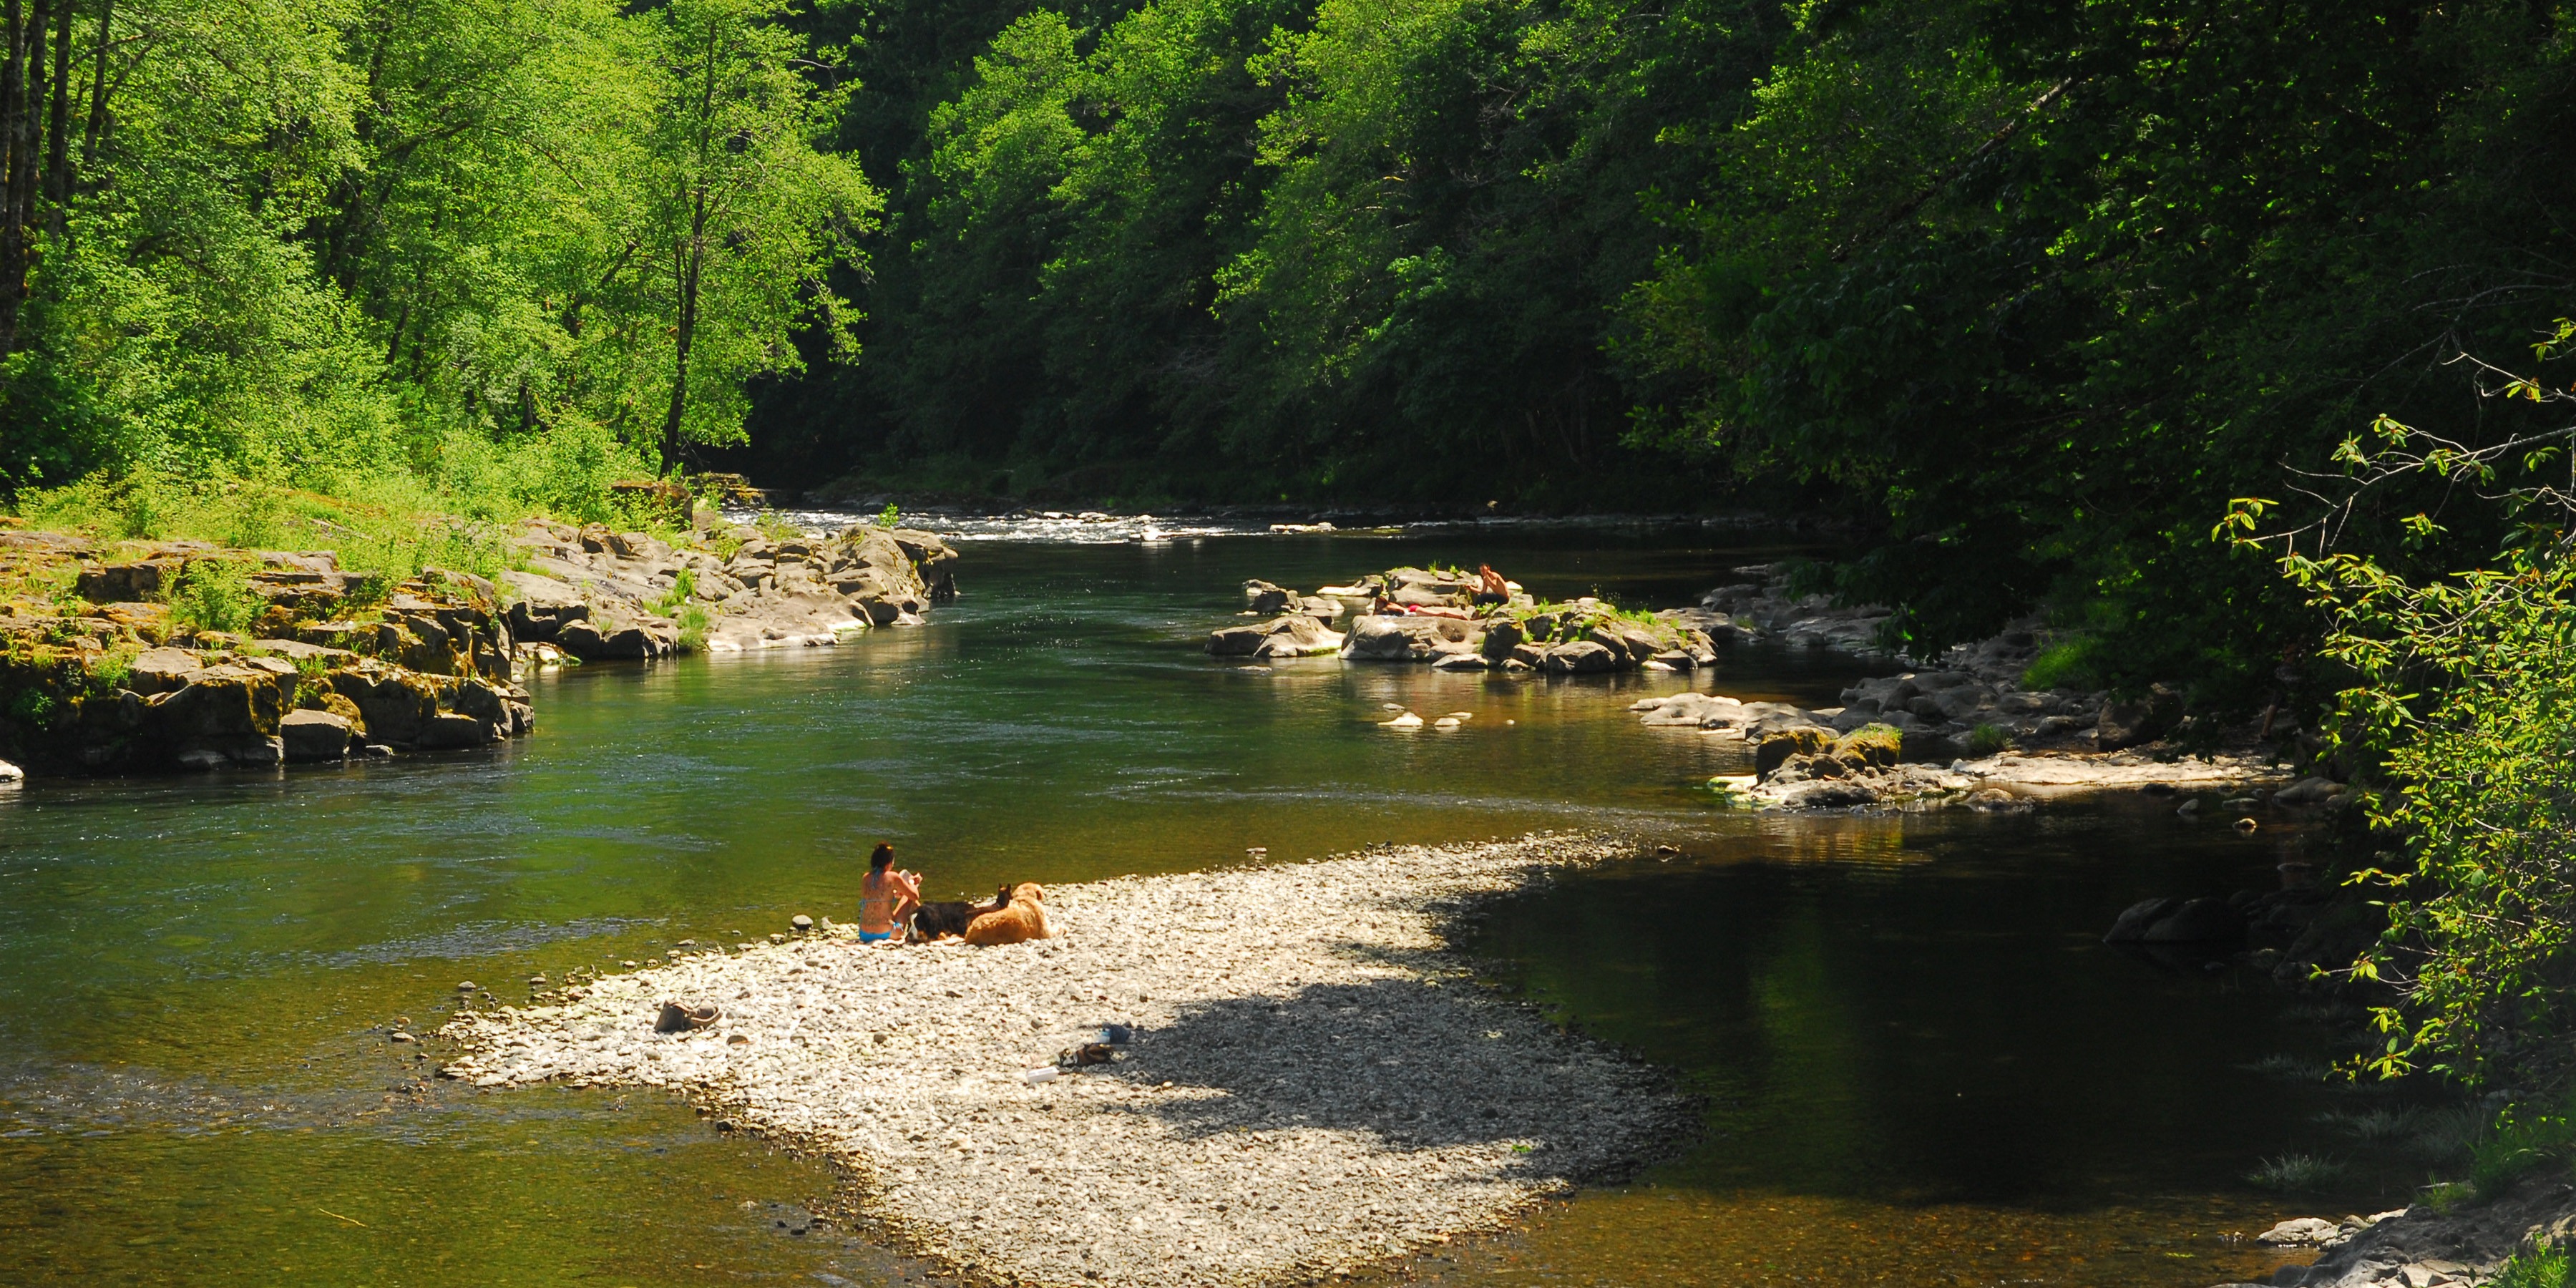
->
[963,882,1053,945]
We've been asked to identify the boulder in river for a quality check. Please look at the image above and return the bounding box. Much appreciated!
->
[2140,897,2243,944]
[1832,723,1903,769]
[279,708,357,762]
[2273,775,2346,806]
[1541,640,1617,674]
[1754,725,1836,776]
[2103,898,2181,943]
[2094,684,2182,751]
[1209,614,1345,658]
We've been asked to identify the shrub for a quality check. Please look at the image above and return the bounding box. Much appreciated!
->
[2497,1247,2571,1288]
[1964,723,2014,756]
[877,503,900,528]
[170,560,258,635]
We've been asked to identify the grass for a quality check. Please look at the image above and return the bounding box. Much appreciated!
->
[1964,723,2014,756]
[2248,1153,2343,1191]
[14,469,522,582]
[649,568,698,616]
[2020,638,2099,691]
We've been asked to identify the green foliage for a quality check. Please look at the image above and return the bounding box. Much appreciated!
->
[877,503,901,529]
[2020,641,2098,693]
[2471,1097,2576,1199]
[170,560,259,637]
[8,687,57,728]
[1963,723,2013,758]
[2496,1246,2572,1288]
[0,0,870,535]
[674,604,713,653]
[650,568,701,616]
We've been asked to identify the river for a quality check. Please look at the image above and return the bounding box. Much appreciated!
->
[0,521,2406,1284]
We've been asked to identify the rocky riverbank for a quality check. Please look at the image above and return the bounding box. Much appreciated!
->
[1636,565,2314,812]
[1209,567,1719,671]
[2216,1177,2576,1287]
[0,530,532,774]
[437,835,1692,1288]
[503,517,957,658]
[0,514,962,779]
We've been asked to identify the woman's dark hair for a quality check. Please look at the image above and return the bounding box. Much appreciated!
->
[870,842,894,870]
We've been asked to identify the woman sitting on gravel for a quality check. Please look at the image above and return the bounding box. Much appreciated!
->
[858,843,921,945]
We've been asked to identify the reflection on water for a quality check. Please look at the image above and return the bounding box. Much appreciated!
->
[0,526,2396,1284]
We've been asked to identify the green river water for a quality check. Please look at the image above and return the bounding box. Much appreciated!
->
[0,524,2406,1285]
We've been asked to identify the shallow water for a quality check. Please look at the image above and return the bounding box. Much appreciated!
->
[0,524,2399,1284]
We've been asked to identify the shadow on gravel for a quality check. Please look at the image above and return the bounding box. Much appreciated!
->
[1093,973,1669,1179]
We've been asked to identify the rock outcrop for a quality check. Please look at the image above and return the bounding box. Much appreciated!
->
[2212,1178,2576,1287]
[503,519,960,658]
[0,530,532,776]
[1205,567,1719,673]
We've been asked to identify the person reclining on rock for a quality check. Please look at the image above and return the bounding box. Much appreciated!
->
[857,842,921,945]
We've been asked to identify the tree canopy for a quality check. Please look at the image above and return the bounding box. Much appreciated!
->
[6,0,2575,698]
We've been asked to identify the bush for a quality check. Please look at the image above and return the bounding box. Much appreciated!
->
[2497,1247,2571,1288]
[1964,723,2014,756]
[169,560,258,636]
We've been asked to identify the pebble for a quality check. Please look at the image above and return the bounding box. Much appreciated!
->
[441,836,1686,1287]
[456,981,476,992]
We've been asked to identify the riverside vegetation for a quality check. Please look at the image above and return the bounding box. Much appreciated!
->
[9,0,2576,1284]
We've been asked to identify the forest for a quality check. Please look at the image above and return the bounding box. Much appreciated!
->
[1,0,2573,683]
[11,0,2576,1208]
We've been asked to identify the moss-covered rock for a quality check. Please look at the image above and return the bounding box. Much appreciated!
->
[1755,725,1837,778]
[1833,723,1904,769]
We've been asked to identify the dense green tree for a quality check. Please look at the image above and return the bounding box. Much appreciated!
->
[0,0,872,504]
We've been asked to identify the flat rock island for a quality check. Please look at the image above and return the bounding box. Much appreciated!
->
[440,836,1690,1287]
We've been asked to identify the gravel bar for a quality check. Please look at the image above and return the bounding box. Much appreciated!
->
[439,835,1692,1287]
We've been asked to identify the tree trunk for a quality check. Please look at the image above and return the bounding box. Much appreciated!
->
[39,0,64,225]
[660,197,706,474]
[0,0,31,358]
[658,16,724,477]
[79,0,107,172]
